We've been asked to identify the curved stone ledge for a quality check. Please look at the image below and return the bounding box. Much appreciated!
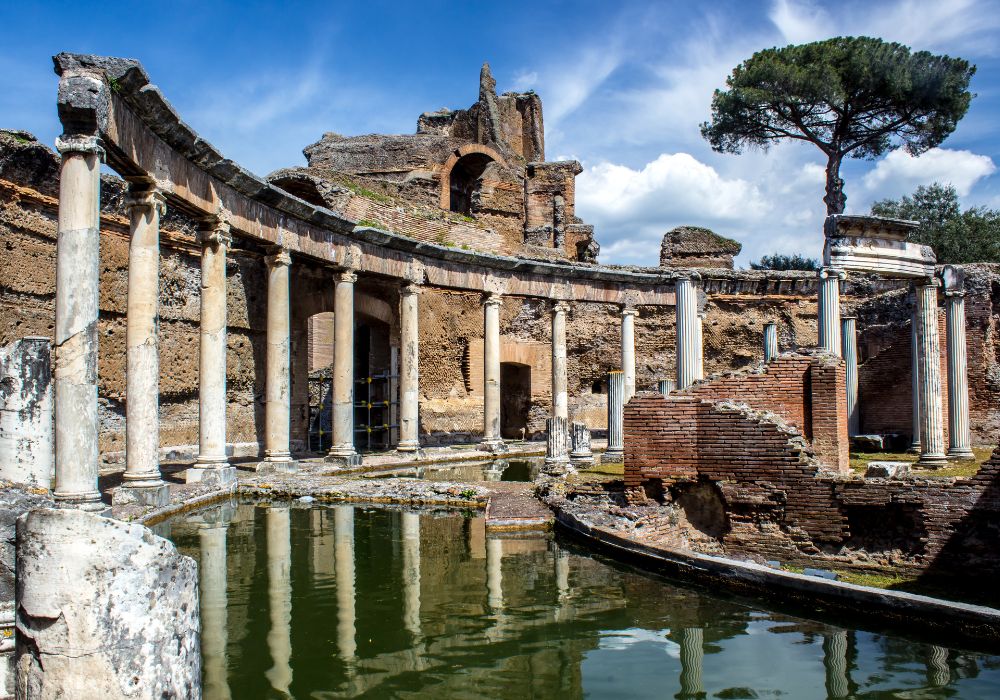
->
[552,503,1000,650]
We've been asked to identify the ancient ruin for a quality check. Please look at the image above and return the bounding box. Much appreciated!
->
[1,51,999,697]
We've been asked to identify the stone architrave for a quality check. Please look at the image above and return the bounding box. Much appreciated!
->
[15,509,200,698]
[817,267,846,356]
[52,134,104,511]
[914,279,947,467]
[544,416,571,473]
[480,293,506,452]
[397,284,422,453]
[602,371,625,463]
[118,184,169,507]
[0,337,52,489]
[763,322,778,363]
[942,266,973,458]
[620,306,637,402]
[841,317,859,436]
[675,273,700,389]
[569,421,594,467]
[328,269,361,466]
[263,248,295,471]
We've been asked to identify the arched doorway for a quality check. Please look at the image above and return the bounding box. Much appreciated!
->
[448,153,494,215]
[500,362,531,439]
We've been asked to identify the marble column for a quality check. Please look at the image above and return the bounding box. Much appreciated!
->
[481,293,504,451]
[263,249,294,470]
[569,421,594,467]
[119,184,169,506]
[265,507,292,695]
[486,537,504,611]
[823,630,850,699]
[675,274,699,389]
[621,306,637,402]
[328,270,360,465]
[335,505,357,665]
[910,310,922,452]
[696,312,706,380]
[678,628,705,699]
[841,317,859,436]
[915,280,947,467]
[200,522,232,700]
[658,379,676,395]
[398,284,421,452]
[189,216,235,485]
[52,135,104,510]
[401,511,422,640]
[818,267,846,356]
[763,322,778,363]
[944,289,974,458]
[552,302,570,419]
[602,370,624,463]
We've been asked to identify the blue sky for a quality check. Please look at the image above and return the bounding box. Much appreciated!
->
[4,0,1000,267]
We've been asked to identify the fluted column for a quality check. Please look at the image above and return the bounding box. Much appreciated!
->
[52,135,104,510]
[602,370,624,463]
[763,322,778,363]
[481,293,504,451]
[334,505,357,665]
[621,306,636,402]
[910,309,921,452]
[552,302,570,419]
[925,645,951,688]
[841,317,859,436]
[678,628,705,699]
[658,379,676,395]
[401,511,422,640]
[200,522,231,700]
[119,184,168,506]
[675,274,700,389]
[944,289,973,458]
[915,280,947,467]
[696,312,706,380]
[818,267,846,356]
[398,284,421,452]
[328,269,359,465]
[263,249,294,469]
[265,507,292,694]
[823,630,850,699]
[188,216,235,484]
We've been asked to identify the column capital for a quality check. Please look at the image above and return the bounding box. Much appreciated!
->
[334,268,357,284]
[620,304,638,318]
[818,266,847,281]
[197,214,232,248]
[911,276,940,291]
[674,270,701,283]
[124,187,167,218]
[943,289,966,299]
[265,248,292,268]
[482,292,502,308]
[553,300,571,314]
[55,134,105,160]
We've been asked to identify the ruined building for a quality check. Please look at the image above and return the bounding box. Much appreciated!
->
[659,225,741,270]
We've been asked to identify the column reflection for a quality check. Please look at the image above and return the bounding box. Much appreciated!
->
[265,506,293,695]
[335,505,357,665]
[401,511,422,641]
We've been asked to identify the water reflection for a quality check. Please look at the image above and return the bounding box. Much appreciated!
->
[168,502,1000,699]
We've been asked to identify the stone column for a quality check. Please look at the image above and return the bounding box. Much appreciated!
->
[117,185,170,506]
[841,317,859,436]
[822,630,850,699]
[915,280,947,467]
[944,289,974,458]
[481,293,504,451]
[658,379,676,395]
[401,511,422,640]
[263,249,294,471]
[200,520,232,700]
[678,628,705,699]
[569,421,594,467]
[925,645,951,688]
[265,507,292,695]
[544,416,571,473]
[188,215,235,485]
[602,370,624,463]
[675,274,699,389]
[620,306,637,402]
[328,269,360,465]
[910,309,921,452]
[398,284,421,452]
[696,312,706,380]
[334,505,357,665]
[555,545,570,599]
[763,322,778,363]
[486,537,504,611]
[52,135,104,510]
[817,267,845,356]
[552,302,570,419]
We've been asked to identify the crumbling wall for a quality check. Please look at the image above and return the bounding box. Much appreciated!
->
[0,337,52,488]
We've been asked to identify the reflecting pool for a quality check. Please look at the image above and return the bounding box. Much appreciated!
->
[167,502,1000,699]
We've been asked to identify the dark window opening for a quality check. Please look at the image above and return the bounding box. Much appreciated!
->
[449,153,494,215]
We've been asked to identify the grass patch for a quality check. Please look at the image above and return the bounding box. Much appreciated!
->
[357,218,384,229]
[581,461,623,476]
[849,446,992,479]
[834,570,915,589]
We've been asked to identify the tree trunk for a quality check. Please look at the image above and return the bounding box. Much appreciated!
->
[824,153,846,216]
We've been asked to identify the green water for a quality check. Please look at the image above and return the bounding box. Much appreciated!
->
[167,501,1000,699]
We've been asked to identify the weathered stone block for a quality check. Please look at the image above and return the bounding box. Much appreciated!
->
[0,338,53,489]
[865,461,911,479]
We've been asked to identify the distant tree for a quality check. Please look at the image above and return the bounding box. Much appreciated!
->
[749,253,819,271]
[702,37,976,216]
[871,182,1000,263]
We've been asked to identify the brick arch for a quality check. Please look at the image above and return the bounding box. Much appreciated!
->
[438,144,507,210]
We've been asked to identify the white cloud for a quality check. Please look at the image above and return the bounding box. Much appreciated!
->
[511,70,538,91]
[859,148,996,199]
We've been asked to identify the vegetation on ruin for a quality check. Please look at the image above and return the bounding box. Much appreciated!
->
[872,182,1000,263]
[749,253,819,271]
[849,447,992,478]
[702,37,976,216]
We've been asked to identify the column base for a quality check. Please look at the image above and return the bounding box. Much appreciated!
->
[53,491,107,514]
[325,450,362,467]
[906,442,921,454]
[395,447,424,460]
[186,465,237,486]
[947,447,976,460]
[543,457,573,476]
[112,482,170,508]
[396,439,421,453]
[258,457,299,474]
[600,449,624,465]
[916,454,948,469]
[570,453,595,468]
[478,439,508,455]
